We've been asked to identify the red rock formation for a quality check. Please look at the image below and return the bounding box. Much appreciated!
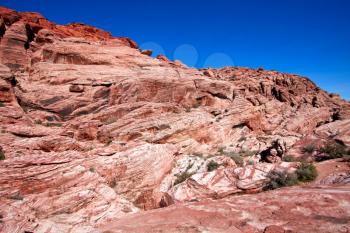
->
[0,6,349,233]
[99,185,350,233]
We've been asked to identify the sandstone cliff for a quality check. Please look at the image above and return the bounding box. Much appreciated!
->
[0,7,349,233]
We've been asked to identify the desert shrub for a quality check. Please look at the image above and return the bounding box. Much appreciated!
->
[0,150,5,160]
[89,167,96,173]
[184,107,191,112]
[264,170,299,190]
[0,102,5,107]
[45,122,62,127]
[222,149,255,167]
[319,142,348,160]
[302,144,316,154]
[264,163,317,190]
[296,163,318,182]
[9,192,24,200]
[227,153,244,166]
[238,136,246,142]
[239,150,256,157]
[247,159,254,165]
[174,171,194,186]
[218,146,225,154]
[207,160,219,172]
[282,155,295,162]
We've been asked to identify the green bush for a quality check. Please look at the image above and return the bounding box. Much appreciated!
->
[0,102,5,107]
[264,170,299,190]
[282,155,295,162]
[296,163,318,182]
[302,144,316,154]
[0,150,5,160]
[264,163,318,190]
[319,142,348,159]
[223,150,255,166]
[207,160,219,172]
[174,171,194,186]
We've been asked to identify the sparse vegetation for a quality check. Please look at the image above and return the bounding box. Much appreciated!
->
[238,136,246,142]
[301,141,350,162]
[264,170,299,190]
[89,167,96,173]
[45,122,63,127]
[319,142,349,160]
[0,102,5,107]
[239,150,257,157]
[217,146,225,154]
[174,171,194,186]
[247,159,254,165]
[296,163,318,182]
[207,160,219,172]
[264,163,317,190]
[282,155,295,162]
[184,106,191,112]
[220,149,256,167]
[227,153,244,166]
[9,192,24,200]
[302,144,316,154]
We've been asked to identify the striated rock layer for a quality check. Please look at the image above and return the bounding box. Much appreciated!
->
[0,7,350,233]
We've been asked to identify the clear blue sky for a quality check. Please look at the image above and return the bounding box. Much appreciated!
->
[2,0,350,100]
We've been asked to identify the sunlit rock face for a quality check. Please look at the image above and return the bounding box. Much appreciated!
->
[1,6,350,233]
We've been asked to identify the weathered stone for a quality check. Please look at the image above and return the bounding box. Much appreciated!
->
[141,49,152,56]
[69,84,84,93]
[0,6,349,233]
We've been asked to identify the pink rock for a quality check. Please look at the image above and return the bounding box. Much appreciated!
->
[0,6,349,232]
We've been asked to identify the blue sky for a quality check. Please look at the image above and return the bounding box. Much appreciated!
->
[2,0,350,100]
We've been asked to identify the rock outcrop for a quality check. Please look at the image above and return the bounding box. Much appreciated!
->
[99,185,350,233]
[0,7,349,233]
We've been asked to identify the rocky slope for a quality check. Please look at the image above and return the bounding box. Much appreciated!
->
[0,7,349,233]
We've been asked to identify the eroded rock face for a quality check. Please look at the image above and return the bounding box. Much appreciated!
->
[99,185,350,233]
[0,6,350,233]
